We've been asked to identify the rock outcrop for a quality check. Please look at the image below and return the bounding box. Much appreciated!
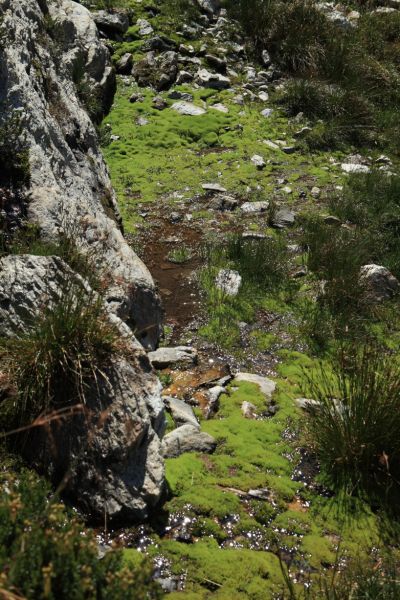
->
[0,0,162,349]
[0,254,165,522]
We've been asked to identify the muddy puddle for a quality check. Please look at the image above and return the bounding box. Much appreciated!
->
[136,220,205,342]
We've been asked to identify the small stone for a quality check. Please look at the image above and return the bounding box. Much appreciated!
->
[152,96,167,110]
[282,146,296,154]
[263,139,279,150]
[360,264,400,302]
[235,373,276,399]
[202,183,227,193]
[261,108,273,118]
[282,186,292,195]
[210,103,229,113]
[240,201,269,214]
[162,425,216,458]
[176,70,194,85]
[115,53,133,75]
[258,91,269,102]
[204,385,225,419]
[129,92,144,103]
[137,18,154,36]
[148,346,198,368]
[163,397,200,429]
[168,90,193,102]
[136,116,149,126]
[272,208,295,229]
[310,186,321,199]
[251,154,266,169]
[215,269,242,296]
[241,401,257,419]
[294,126,312,138]
[341,163,370,174]
[261,49,271,67]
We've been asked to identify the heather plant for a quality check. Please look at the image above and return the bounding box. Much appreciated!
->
[0,467,162,599]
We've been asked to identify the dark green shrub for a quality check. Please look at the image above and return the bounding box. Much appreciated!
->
[0,283,122,430]
[225,0,334,73]
[0,468,161,599]
[304,346,400,506]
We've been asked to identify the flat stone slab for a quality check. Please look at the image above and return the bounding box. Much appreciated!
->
[162,424,217,458]
[234,373,276,400]
[171,101,206,116]
[341,163,370,174]
[240,201,269,214]
[148,346,198,368]
[202,183,227,193]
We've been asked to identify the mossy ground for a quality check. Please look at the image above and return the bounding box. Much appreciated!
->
[101,1,400,595]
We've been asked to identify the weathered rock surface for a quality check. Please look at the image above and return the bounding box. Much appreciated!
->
[162,425,216,458]
[0,0,161,349]
[171,101,206,116]
[360,264,400,301]
[148,346,198,369]
[0,255,165,522]
[240,201,269,214]
[215,269,242,296]
[133,51,178,90]
[163,397,200,428]
[93,9,129,35]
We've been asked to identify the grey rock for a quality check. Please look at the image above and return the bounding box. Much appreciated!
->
[164,397,200,428]
[251,154,266,169]
[196,0,221,17]
[168,91,194,102]
[162,425,217,458]
[360,264,400,301]
[261,50,271,67]
[235,373,276,400]
[129,92,145,103]
[176,70,194,85]
[241,401,257,419]
[204,385,225,419]
[295,398,320,411]
[240,201,269,214]
[133,51,178,91]
[93,9,129,35]
[205,54,227,73]
[261,108,273,118]
[137,18,154,36]
[116,52,133,75]
[143,35,177,53]
[258,91,269,102]
[0,255,165,522]
[210,103,229,113]
[148,346,198,369]
[272,209,295,229]
[152,96,167,110]
[171,101,206,116]
[1,0,161,349]
[215,269,242,296]
[311,186,321,198]
[323,215,341,225]
[196,68,231,89]
[341,163,370,174]
[209,194,238,211]
[202,183,227,193]
[283,146,296,154]
[136,116,150,126]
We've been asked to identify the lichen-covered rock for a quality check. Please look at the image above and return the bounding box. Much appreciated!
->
[0,0,161,349]
[360,264,400,301]
[148,346,198,369]
[0,254,165,523]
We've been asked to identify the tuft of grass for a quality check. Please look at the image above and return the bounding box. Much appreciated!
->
[0,112,30,188]
[0,282,122,430]
[304,345,400,508]
[167,246,192,264]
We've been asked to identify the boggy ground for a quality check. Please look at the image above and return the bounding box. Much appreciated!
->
[97,0,400,597]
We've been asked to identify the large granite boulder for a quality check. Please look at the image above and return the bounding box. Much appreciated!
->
[0,254,166,523]
[0,0,161,349]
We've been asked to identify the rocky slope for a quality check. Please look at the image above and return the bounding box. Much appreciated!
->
[0,0,161,348]
[0,0,167,522]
